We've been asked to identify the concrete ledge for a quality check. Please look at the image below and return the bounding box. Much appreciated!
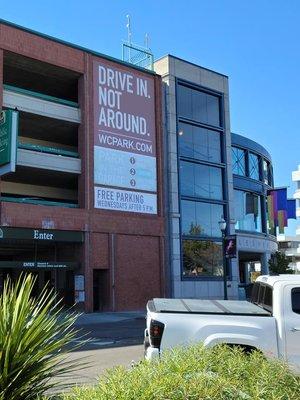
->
[17,148,81,174]
[3,89,81,123]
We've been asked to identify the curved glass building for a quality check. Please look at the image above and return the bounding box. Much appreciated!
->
[231,133,277,296]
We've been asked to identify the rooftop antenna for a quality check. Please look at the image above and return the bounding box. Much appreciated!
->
[126,14,132,63]
[145,33,149,49]
[122,15,154,70]
[126,14,132,45]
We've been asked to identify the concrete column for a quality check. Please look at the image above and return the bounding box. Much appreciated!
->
[84,230,93,313]
[78,53,90,209]
[80,53,93,313]
[261,252,271,275]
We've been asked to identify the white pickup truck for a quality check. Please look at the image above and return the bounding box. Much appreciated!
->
[144,274,300,372]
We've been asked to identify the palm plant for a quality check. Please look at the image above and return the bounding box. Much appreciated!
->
[0,273,83,400]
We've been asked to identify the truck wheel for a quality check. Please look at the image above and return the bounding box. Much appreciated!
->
[226,344,262,355]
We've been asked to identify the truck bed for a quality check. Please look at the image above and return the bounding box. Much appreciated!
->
[148,298,271,316]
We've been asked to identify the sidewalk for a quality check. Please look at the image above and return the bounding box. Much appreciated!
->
[74,311,146,326]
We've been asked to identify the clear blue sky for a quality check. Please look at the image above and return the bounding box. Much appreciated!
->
[1,0,299,232]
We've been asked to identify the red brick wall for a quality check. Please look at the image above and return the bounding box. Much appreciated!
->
[0,49,3,106]
[90,232,109,269]
[0,202,88,231]
[115,235,162,311]
[0,22,166,312]
[0,23,85,72]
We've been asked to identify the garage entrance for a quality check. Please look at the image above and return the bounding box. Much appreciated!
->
[0,227,83,307]
[0,266,76,306]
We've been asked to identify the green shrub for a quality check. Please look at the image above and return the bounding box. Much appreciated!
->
[268,251,293,274]
[63,344,300,400]
[0,274,82,400]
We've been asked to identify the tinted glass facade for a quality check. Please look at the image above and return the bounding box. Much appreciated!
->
[263,159,273,186]
[232,144,273,186]
[232,147,246,176]
[181,200,224,237]
[177,83,226,279]
[232,135,274,238]
[234,190,262,233]
[177,85,221,126]
[178,122,221,163]
[183,240,223,277]
[180,162,223,200]
[249,153,260,180]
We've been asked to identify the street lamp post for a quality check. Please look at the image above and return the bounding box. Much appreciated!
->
[219,217,228,300]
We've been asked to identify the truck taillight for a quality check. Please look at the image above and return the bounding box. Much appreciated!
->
[149,319,165,348]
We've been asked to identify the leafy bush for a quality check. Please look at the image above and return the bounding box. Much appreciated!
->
[269,251,293,274]
[62,344,300,400]
[0,274,81,400]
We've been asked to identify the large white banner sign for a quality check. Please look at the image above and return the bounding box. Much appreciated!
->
[93,59,157,214]
[94,187,157,214]
[94,146,156,191]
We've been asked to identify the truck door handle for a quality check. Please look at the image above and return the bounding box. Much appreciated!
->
[290,327,300,332]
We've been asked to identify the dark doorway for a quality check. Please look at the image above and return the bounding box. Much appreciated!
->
[238,252,263,299]
[93,269,109,312]
[0,239,79,307]
[0,268,74,307]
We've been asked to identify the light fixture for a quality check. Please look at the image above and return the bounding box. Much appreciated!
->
[219,216,228,300]
[218,217,227,233]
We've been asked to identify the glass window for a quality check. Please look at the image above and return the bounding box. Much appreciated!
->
[258,285,265,305]
[177,85,192,119]
[251,284,273,311]
[268,163,273,186]
[181,200,224,237]
[177,85,220,126]
[178,122,221,163]
[264,286,273,311]
[183,240,223,277]
[232,147,246,176]
[234,190,262,233]
[206,94,220,127]
[251,282,260,304]
[192,90,207,123]
[263,160,269,185]
[249,153,260,181]
[267,219,276,236]
[292,288,300,314]
[180,161,223,200]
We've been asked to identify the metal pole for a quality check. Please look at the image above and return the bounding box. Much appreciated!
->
[54,243,58,298]
[126,15,132,63]
[111,233,116,311]
[223,231,228,300]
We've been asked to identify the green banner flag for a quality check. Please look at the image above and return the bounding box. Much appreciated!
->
[0,110,13,166]
[0,110,18,175]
